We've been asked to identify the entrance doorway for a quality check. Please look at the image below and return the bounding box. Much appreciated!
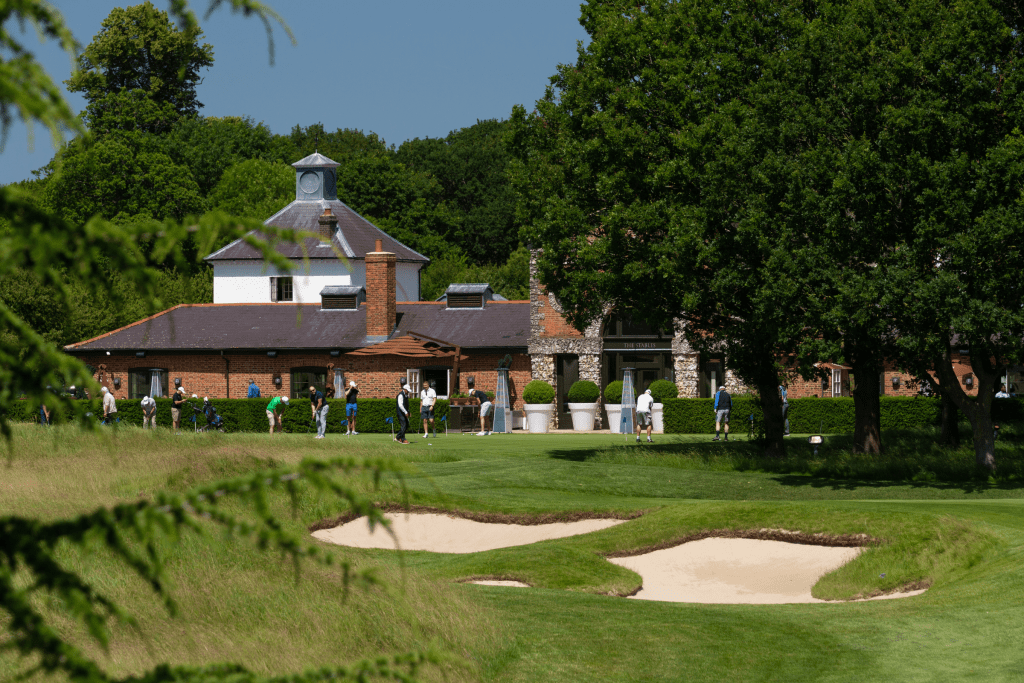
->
[555,354,579,429]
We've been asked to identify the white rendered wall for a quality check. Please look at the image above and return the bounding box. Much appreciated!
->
[213,260,422,303]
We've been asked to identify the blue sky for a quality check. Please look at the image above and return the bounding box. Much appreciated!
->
[2,0,589,185]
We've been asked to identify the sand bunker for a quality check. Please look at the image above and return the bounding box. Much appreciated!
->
[610,538,926,604]
[312,512,625,553]
[468,580,530,587]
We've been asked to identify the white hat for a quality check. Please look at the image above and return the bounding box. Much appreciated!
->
[69,385,75,390]
[143,396,150,402]
[350,380,357,387]
[192,394,198,399]
[282,396,290,403]
[101,386,109,393]
[203,396,209,402]
[645,389,652,395]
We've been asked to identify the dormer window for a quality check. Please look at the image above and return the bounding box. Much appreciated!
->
[320,285,364,310]
[271,277,293,302]
[442,284,495,309]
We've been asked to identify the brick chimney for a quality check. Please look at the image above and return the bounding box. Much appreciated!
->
[365,238,396,339]
[317,207,337,243]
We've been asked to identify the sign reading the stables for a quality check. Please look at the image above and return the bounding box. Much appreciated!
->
[603,341,672,351]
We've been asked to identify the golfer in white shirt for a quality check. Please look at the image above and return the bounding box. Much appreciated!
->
[636,389,654,444]
[420,381,437,437]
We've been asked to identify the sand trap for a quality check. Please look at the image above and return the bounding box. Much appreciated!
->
[312,512,625,553]
[468,580,530,587]
[610,537,925,604]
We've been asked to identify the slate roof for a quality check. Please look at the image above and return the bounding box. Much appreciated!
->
[64,302,530,353]
[204,199,429,263]
[292,152,340,168]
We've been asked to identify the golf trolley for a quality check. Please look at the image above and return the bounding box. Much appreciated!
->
[188,401,226,433]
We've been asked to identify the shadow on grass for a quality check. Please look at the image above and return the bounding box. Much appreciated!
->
[546,427,1024,492]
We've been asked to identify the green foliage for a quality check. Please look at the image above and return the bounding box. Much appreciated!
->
[603,380,623,404]
[663,396,763,435]
[567,380,599,404]
[65,1,214,132]
[648,379,677,402]
[420,246,530,301]
[207,158,294,220]
[396,119,519,265]
[522,380,555,405]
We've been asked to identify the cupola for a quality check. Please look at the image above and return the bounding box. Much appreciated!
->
[292,152,340,201]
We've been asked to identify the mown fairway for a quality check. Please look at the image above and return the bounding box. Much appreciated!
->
[2,425,1023,682]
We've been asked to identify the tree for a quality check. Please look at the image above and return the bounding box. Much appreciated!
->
[66,2,214,134]
[509,0,1024,462]
[2,2,435,682]
[207,157,293,220]
[397,120,519,265]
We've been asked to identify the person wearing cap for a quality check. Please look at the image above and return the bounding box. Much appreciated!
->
[468,378,491,436]
[141,395,157,429]
[100,386,117,424]
[635,388,655,443]
[345,381,360,435]
[395,380,411,444]
[713,384,732,441]
[171,387,185,433]
[310,385,326,439]
[420,379,437,438]
[266,395,289,435]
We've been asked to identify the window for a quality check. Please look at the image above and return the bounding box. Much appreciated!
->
[832,368,843,397]
[447,293,482,308]
[406,369,421,395]
[420,367,450,397]
[129,369,168,399]
[322,295,358,309]
[271,276,293,302]
[290,367,327,399]
[333,369,344,394]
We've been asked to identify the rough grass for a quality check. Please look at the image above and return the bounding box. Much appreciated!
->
[4,424,1024,682]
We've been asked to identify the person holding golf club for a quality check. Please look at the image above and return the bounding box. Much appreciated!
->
[100,386,117,425]
[468,378,491,436]
[266,395,288,435]
[310,385,326,439]
[171,387,185,433]
[420,379,437,438]
[395,379,411,444]
[141,395,157,428]
[345,380,359,435]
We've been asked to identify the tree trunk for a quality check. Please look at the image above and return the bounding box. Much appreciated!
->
[940,392,960,448]
[932,344,998,470]
[851,356,882,454]
[756,373,786,458]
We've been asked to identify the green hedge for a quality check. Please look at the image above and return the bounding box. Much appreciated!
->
[659,396,1024,434]
[2,397,449,434]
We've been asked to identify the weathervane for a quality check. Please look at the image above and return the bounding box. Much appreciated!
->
[314,126,320,154]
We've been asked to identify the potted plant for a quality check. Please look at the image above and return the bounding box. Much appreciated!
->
[449,391,475,406]
[603,380,624,433]
[522,380,556,433]
[648,379,678,433]
[567,380,601,431]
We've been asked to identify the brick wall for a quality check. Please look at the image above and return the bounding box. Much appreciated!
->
[80,350,533,408]
[783,359,980,399]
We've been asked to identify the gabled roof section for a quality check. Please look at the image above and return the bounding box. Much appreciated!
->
[204,198,428,263]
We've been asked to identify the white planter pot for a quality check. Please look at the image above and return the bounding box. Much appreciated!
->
[605,404,623,433]
[652,403,665,433]
[568,402,599,431]
[524,404,554,433]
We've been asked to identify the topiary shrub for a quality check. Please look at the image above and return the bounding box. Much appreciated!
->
[567,380,600,403]
[604,380,623,404]
[648,379,678,402]
[522,380,555,404]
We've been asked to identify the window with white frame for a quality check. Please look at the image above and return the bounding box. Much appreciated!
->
[270,276,293,302]
[832,368,843,397]
[406,369,421,396]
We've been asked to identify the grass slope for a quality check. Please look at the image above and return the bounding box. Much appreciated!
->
[2,425,1023,681]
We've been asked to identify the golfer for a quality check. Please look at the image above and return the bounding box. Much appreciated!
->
[141,395,157,428]
[636,389,654,443]
[395,380,411,444]
[100,386,117,424]
[779,382,790,435]
[345,381,359,435]
[420,379,437,438]
[266,395,288,435]
[172,387,185,433]
[468,379,491,436]
[310,385,326,439]
[713,384,732,441]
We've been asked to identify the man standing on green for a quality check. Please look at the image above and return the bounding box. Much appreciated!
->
[310,385,326,439]
[267,395,289,435]
[172,387,186,433]
[713,384,732,441]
